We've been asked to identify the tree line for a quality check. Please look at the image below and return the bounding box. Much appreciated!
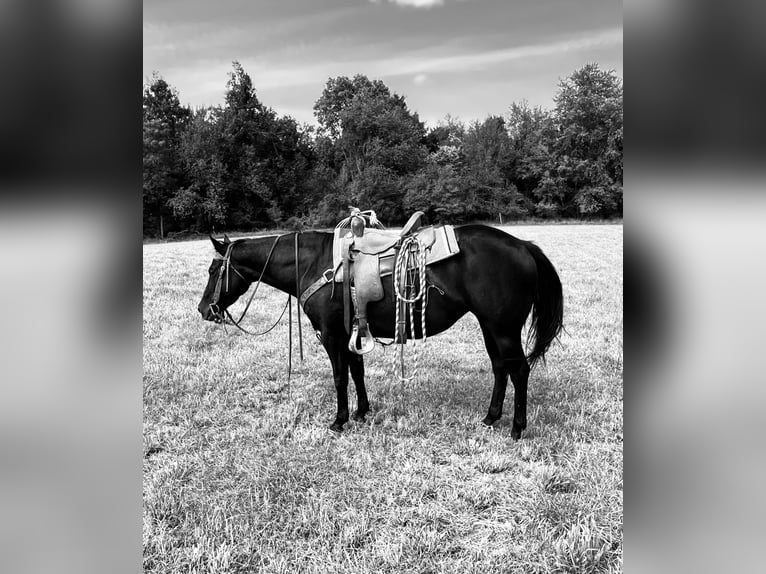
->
[143,61,622,237]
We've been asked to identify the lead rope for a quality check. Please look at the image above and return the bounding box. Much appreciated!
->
[221,233,288,337]
[288,295,292,400]
[218,232,306,397]
[294,232,303,361]
[223,294,290,336]
[391,236,428,383]
[226,235,284,327]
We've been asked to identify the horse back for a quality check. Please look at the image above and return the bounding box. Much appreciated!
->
[451,224,538,277]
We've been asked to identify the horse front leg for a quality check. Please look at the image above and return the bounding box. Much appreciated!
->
[322,334,350,432]
[347,351,369,422]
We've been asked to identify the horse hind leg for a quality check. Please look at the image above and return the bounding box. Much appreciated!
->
[480,324,529,439]
[508,354,530,440]
[479,323,509,427]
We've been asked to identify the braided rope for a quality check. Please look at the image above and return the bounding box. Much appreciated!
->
[392,236,428,383]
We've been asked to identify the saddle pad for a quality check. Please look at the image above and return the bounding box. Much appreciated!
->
[425,224,460,266]
[332,224,460,282]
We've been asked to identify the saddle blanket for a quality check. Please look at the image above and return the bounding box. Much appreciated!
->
[331,224,460,282]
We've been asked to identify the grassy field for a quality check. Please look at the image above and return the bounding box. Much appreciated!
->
[143,224,623,573]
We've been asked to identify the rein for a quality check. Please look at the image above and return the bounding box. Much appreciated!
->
[212,235,282,326]
[211,232,306,388]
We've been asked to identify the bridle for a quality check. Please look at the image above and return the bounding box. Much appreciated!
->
[209,234,284,329]
[209,241,248,320]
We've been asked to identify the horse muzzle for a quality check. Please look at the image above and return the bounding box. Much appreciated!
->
[198,303,223,323]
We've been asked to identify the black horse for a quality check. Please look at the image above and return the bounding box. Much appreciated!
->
[197,225,563,439]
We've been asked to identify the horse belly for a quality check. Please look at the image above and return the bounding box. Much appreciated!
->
[365,274,467,340]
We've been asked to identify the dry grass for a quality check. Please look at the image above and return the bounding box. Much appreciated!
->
[143,224,622,573]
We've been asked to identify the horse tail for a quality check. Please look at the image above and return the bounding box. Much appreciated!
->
[525,241,564,368]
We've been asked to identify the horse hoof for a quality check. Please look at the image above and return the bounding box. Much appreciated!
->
[351,411,367,422]
[511,427,523,440]
[481,416,497,427]
[329,422,344,433]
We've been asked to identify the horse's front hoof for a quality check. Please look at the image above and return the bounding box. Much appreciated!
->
[329,422,344,433]
[481,416,498,427]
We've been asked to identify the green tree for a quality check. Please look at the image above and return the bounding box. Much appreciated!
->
[422,115,464,155]
[169,108,228,231]
[215,61,317,228]
[406,118,464,222]
[313,75,427,222]
[551,63,623,217]
[314,75,395,140]
[462,116,513,177]
[506,101,556,201]
[406,116,526,223]
[217,61,279,227]
[347,165,403,223]
[142,74,190,237]
[404,161,464,222]
[461,116,527,220]
[258,116,317,223]
[421,116,466,172]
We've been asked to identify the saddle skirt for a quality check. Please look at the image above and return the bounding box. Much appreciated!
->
[331,224,460,283]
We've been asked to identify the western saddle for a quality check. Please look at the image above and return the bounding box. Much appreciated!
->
[341,209,432,354]
[299,208,460,355]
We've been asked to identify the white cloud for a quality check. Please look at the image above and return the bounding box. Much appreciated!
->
[371,0,445,8]
[154,27,622,112]
[389,28,623,76]
[237,27,622,89]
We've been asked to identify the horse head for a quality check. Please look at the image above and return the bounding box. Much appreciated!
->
[197,234,252,322]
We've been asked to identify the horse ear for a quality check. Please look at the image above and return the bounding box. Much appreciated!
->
[223,233,231,244]
[210,234,226,255]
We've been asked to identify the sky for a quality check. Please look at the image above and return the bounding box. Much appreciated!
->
[143,0,622,127]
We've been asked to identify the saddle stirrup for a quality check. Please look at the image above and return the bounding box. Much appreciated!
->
[349,317,376,355]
